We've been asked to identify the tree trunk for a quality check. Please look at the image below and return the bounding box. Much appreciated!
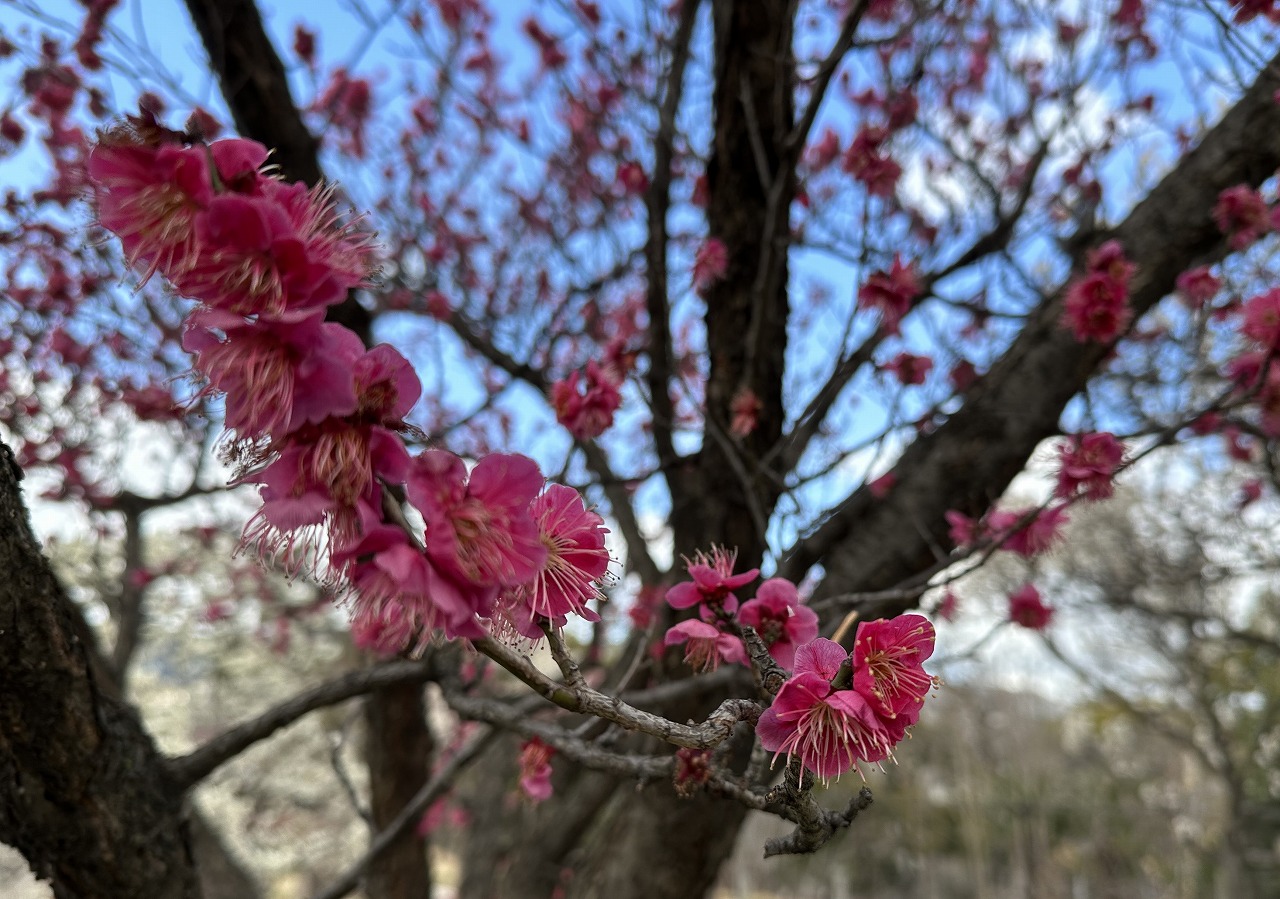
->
[364,682,433,899]
[0,441,201,898]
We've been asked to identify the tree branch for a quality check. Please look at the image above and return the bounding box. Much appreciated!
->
[643,0,701,477]
[785,52,1280,617]
[166,657,437,790]
[311,726,500,899]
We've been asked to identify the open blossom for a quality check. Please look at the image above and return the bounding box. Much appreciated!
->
[1175,266,1221,309]
[852,615,937,737]
[986,505,1070,557]
[243,421,411,561]
[755,639,893,783]
[550,360,622,441]
[1008,583,1054,630]
[857,255,920,334]
[183,309,363,441]
[664,619,747,672]
[351,344,422,425]
[518,738,555,803]
[88,134,216,278]
[174,183,370,317]
[1213,184,1270,250]
[737,578,819,669]
[338,522,486,648]
[496,484,610,640]
[1241,288,1280,349]
[1055,431,1124,501]
[665,546,758,615]
[407,451,547,595]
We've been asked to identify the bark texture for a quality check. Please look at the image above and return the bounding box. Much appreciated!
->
[0,441,200,898]
[364,682,433,899]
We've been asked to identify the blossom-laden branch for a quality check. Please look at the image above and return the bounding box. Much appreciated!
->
[85,113,943,860]
[86,113,612,665]
[471,635,761,751]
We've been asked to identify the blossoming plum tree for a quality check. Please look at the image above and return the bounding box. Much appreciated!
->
[3,1,1280,898]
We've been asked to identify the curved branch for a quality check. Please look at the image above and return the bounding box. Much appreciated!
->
[166,657,437,790]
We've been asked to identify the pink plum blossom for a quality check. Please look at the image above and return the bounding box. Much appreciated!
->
[1214,184,1270,250]
[352,343,422,425]
[857,255,920,334]
[518,738,555,803]
[1242,288,1280,348]
[183,309,363,441]
[496,484,610,640]
[550,360,622,441]
[664,546,758,615]
[852,615,937,735]
[174,184,369,318]
[242,422,411,563]
[756,668,892,783]
[663,620,747,672]
[1175,266,1221,308]
[1008,584,1054,630]
[87,136,214,279]
[737,578,819,669]
[1055,432,1124,501]
[407,450,547,593]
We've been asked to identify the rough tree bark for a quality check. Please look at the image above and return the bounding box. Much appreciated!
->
[179,4,434,897]
[0,441,200,898]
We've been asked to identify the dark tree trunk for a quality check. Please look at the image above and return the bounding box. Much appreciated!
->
[456,4,799,897]
[364,682,433,899]
[0,442,201,898]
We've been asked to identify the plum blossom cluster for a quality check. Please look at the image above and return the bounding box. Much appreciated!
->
[550,359,622,441]
[1062,240,1135,343]
[945,504,1070,557]
[659,548,935,782]
[757,618,937,783]
[1225,287,1280,441]
[88,115,609,651]
[1054,431,1125,501]
[662,548,818,672]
